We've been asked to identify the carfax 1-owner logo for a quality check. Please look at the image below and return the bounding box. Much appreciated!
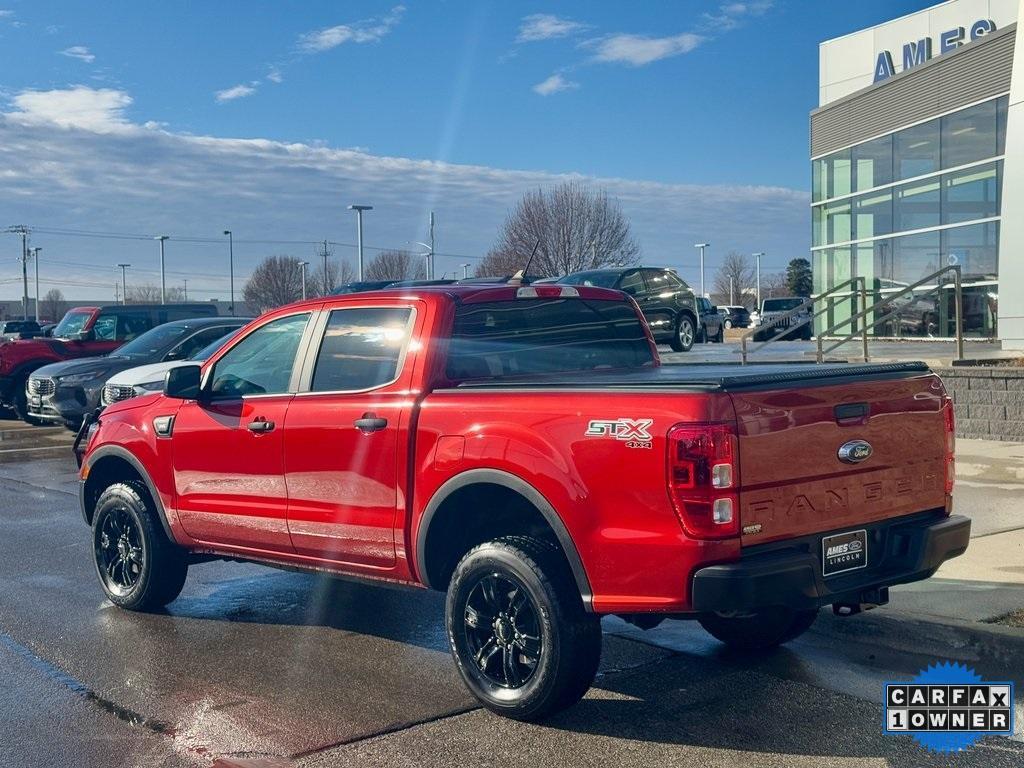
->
[884,661,1015,752]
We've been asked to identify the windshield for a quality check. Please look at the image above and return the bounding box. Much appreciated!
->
[762,298,805,312]
[113,324,191,359]
[446,298,654,380]
[52,311,93,339]
[561,271,620,289]
[191,331,238,361]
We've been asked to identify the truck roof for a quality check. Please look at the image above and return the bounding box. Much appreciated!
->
[281,283,629,310]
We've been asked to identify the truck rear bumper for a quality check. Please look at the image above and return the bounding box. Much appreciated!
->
[691,513,970,613]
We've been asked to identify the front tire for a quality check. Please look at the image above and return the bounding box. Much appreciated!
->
[669,315,696,352]
[92,482,188,611]
[446,536,601,721]
[699,607,818,650]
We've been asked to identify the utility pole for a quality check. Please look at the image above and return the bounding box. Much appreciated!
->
[117,264,130,305]
[300,261,309,300]
[32,247,41,322]
[460,263,470,279]
[347,204,373,281]
[154,235,169,304]
[321,240,330,294]
[694,243,709,298]
[753,252,764,311]
[114,282,120,304]
[183,279,188,301]
[222,231,235,315]
[428,211,435,280]
[7,225,30,319]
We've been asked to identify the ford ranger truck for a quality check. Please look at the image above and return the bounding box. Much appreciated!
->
[76,283,969,721]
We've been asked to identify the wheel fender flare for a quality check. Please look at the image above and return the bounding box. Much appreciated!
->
[416,468,594,610]
[80,444,177,544]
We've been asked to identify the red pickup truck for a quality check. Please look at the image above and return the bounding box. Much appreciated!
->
[77,283,969,720]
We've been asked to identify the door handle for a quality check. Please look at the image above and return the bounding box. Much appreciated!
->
[354,414,388,433]
[247,417,275,433]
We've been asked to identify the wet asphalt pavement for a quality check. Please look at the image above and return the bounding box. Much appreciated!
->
[1,433,1022,767]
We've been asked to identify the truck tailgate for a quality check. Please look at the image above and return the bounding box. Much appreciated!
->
[731,373,949,546]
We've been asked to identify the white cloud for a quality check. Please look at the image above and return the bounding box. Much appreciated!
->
[0,10,14,17]
[0,85,807,299]
[532,73,578,96]
[585,32,704,67]
[59,46,95,63]
[298,5,405,53]
[516,14,589,43]
[702,1,774,31]
[266,68,283,84]
[215,83,257,102]
[5,86,133,132]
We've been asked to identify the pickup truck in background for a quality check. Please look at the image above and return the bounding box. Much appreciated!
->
[76,283,969,721]
[0,303,218,420]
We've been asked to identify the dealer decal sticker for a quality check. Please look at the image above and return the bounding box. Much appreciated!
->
[585,418,653,449]
[884,661,1015,752]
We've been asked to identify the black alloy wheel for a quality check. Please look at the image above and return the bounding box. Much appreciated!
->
[463,573,542,689]
[96,505,145,597]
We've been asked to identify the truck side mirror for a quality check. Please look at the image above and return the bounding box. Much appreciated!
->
[71,328,95,341]
[164,364,202,400]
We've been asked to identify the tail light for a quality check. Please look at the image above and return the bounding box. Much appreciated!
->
[943,396,955,496]
[667,422,739,539]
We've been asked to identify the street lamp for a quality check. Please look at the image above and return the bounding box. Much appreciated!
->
[347,204,373,280]
[223,230,235,315]
[753,252,765,310]
[31,247,41,322]
[299,261,309,300]
[694,243,709,298]
[154,236,169,304]
[460,263,470,279]
[117,264,131,305]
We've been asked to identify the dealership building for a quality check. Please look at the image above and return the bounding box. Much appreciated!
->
[811,0,1024,349]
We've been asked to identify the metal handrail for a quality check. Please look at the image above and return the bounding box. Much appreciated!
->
[740,277,867,364]
[816,265,964,362]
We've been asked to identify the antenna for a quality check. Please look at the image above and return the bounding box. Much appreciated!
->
[509,239,541,285]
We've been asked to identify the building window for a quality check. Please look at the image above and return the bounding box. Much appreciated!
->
[997,96,1009,154]
[943,222,999,281]
[853,134,893,192]
[891,231,941,285]
[941,162,1000,225]
[894,178,940,231]
[812,149,852,203]
[813,199,852,247]
[853,189,892,240]
[940,100,998,169]
[895,119,940,180]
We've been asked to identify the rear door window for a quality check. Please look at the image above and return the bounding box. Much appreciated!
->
[310,307,414,392]
[447,298,654,380]
[617,270,645,296]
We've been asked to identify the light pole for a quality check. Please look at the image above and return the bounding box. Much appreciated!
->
[117,264,131,305]
[223,231,235,315]
[347,204,373,280]
[299,261,309,300]
[32,247,41,322]
[6,225,30,319]
[729,275,734,306]
[460,263,470,279]
[428,211,435,280]
[154,235,169,304]
[183,279,188,301]
[694,243,709,298]
[753,252,765,310]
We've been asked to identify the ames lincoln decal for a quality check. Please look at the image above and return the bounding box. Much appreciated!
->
[884,662,1015,752]
[873,19,996,83]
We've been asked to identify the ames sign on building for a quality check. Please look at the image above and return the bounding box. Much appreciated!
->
[811,0,1024,349]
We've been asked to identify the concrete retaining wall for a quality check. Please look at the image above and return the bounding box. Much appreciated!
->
[934,366,1024,441]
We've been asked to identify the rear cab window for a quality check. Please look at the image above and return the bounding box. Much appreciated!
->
[446,297,654,381]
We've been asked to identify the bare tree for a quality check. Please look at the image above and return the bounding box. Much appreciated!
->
[485,181,640,277]
[474,251,524,278]
[242,255,304,312]
[126,284,185,303]
[712,252,756,308]
[40,288,66,322]
[365,250,426,281]
[761,272,789,303]
[309,258,355,296]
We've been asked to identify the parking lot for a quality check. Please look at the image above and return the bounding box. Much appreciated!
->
[2,359,1022,768]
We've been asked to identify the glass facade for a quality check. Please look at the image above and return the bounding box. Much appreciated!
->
[811,95,1007,338]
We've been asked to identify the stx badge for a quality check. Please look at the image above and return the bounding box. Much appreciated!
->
[585,418,654,449]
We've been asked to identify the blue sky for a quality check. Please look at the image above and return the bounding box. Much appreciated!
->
[0,1,939,300]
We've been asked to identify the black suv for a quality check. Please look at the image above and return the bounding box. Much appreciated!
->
[560,267,702,351]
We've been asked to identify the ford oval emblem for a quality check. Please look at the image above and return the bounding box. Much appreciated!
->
[838,440,873,464]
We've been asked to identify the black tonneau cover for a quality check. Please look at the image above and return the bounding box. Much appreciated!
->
[453,361,931,392]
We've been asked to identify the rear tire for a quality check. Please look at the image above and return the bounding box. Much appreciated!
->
[699,608,818,650]
[446,536,601,721]
[92,481,188,611]
[724,319,733,330]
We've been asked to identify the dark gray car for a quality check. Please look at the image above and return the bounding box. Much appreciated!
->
[26,316,250,429]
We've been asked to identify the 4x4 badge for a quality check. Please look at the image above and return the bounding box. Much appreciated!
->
[838,439,873,464]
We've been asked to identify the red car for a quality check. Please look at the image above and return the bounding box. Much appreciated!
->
[77,283,968,720]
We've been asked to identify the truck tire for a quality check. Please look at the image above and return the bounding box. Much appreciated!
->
[713,325,725,344]
[446,535,602,721]
[669,314,696,352]
[91,481,188,611]
[699,608,818,650]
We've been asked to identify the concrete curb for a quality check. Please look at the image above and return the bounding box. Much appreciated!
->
[813,607,1024,665]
